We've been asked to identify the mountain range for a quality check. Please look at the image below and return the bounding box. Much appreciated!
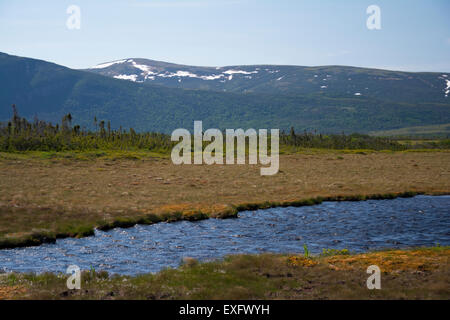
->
[1,52,449,134]
[86,58,450,104]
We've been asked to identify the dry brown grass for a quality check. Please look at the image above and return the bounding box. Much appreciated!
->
[0,151,449,245]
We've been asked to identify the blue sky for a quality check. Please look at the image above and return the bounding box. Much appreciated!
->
[0,0,449,71]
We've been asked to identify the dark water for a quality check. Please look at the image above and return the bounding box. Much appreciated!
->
[0,195,449,275]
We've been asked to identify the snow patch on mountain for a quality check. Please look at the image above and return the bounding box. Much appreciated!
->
[201,74,224,80]
[152,69,259,80]
[159,70,199,78]
[439,75,450,97]
[223,69,258,75]
[90,60,267,83]
[153,68,258,81]
[114,74,138,81]
[445,79,450,98]
[131,60,155,74]
[91,60,127,69]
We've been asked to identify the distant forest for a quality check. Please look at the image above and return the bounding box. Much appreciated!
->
[0,105,448,152]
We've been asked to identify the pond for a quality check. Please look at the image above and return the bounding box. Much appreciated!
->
[0,195,449,275]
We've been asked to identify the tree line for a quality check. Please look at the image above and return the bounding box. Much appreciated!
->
[0,105,448,152]
[0,105,173,152]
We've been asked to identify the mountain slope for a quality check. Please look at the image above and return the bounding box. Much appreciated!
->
[85,58,450,104]
[1,52,449,134]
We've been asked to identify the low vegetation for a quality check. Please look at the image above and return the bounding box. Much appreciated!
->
[1,106,449,153]
[1,247,448,300]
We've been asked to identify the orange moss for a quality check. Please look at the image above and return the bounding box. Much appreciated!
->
[323,248,449,272]
[287,256,319,267]
[0,285,27,300]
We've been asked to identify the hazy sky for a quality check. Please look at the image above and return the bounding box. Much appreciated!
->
[0,0,449,71]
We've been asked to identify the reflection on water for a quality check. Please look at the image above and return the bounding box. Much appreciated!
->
[0,195,449,275]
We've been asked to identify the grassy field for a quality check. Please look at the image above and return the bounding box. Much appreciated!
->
[0,150,449,248]
[1,247,448,300]
[369,123,450,138]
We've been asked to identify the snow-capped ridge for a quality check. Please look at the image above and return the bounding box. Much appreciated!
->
[90,60,127,69]
[86,58,450,100]
[90,59,264,82]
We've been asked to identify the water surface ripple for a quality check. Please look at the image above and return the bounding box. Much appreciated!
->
[1,195,449,275]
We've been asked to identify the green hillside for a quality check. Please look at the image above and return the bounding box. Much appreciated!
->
[1,52,449,134]
[369,123,450,138]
